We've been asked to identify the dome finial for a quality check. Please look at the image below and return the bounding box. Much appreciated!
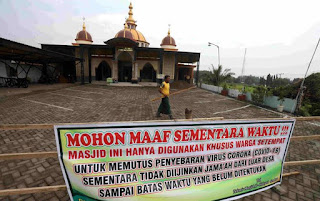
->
[126,1,136,26]
[82,17,86,30]
[168,24,171,36]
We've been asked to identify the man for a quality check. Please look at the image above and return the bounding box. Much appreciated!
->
[156,75,173,119]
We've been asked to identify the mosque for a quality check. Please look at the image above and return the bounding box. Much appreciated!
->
[42,2,200,84]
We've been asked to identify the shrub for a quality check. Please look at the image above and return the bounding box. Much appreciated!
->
[252,86,271,105]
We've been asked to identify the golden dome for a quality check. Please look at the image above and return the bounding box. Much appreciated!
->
[114,2,149,46]
[115,27,147,43]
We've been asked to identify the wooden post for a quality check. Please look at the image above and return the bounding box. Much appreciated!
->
[80,46,84,85]
[151,86,197,101]
[196,61,200,87]
[0,185,67,196]
[0,152,58,160]
[88,47,92,83]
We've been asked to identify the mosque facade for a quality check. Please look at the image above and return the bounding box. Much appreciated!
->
[42,2,200,84]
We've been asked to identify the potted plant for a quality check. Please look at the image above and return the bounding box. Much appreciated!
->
[238,86,247,101]
[277,87,285,112]
[221,83,228,96]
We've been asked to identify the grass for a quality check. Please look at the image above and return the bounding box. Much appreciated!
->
[226,83,256,93]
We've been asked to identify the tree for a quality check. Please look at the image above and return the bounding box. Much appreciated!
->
[271,73,320,116]
[266,74,272,87]
[252,86,272,105]
[204,65,235,86]
[302,73,320,115]
[259,77,266,86]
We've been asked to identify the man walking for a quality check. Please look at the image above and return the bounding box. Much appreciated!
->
[156,75,173,119]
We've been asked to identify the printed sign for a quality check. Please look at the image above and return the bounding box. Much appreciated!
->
[118,47,133,52]
[54,119,295,201]
[156,74,164,79]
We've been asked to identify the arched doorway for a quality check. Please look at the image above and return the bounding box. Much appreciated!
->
[140,63,156,82]
[117,52,132,82]
[96,61,111,81]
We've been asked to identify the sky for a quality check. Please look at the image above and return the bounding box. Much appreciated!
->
[1,0,320,79]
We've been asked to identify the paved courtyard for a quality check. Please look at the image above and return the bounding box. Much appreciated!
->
[0,83,319,200]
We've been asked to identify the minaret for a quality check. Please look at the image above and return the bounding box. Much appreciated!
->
[126,2,137,29]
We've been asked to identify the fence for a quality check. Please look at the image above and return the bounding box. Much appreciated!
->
[0,117,320,198]
[201,83,297,113]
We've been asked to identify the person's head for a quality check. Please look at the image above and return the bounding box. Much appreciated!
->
[164,75,170,83]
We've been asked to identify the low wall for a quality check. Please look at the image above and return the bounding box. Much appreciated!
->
[201,84,222,93]
[264,96,296,113]
[201,83,296,113]
[228,88,241,98]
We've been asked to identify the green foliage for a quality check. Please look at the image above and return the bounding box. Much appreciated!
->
[265,74,290,87]
[222,83,228,90]
[304,73,320,102]
[252,86,271,105]
[225,83,255,93]
[277,86,285,105]
[300,73,320,116]
[202,65,235,86]
[298,103,312,116]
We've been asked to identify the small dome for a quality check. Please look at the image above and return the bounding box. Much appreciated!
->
[161,28,177,51]
[161,35,176,46]
[74,19,93,45]
[76,30,93,42]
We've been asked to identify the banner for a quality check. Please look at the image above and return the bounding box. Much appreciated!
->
[54,119,295,201]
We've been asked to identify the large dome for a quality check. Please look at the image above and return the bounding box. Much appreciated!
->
[114,2,149,47]
[75,20,93,44]
[115,25,147,43]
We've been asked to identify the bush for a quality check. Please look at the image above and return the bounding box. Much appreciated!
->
[252,86,272,105]
[298,103,312,116]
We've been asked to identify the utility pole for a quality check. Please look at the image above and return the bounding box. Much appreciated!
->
[241,48,247,83]
[208,42,220,67]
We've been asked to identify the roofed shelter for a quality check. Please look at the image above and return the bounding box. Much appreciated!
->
[0,37,82,84]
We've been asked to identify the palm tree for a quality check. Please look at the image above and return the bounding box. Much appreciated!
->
[204,65,235,86]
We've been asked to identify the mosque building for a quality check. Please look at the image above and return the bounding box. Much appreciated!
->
[42,2,200,84]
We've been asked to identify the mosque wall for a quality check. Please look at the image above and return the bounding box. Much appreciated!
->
[162,53,175,79]
[75,48,81,80]
[83,48,89,81]
[136,60,159,78]
[91,57,113,80]
[115,48,134,60]
[75,47,90,82]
